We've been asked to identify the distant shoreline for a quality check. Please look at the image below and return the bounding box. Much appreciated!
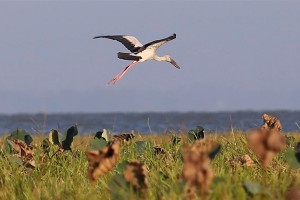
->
[0,111,299,135]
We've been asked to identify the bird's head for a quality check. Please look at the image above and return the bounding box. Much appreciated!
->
[164,55,180,69]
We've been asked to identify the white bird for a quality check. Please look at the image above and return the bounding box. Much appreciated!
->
[93,33,180,85]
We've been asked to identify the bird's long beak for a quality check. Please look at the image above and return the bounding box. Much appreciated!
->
[170,58,180,69]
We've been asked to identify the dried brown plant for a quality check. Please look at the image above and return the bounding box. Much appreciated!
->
[248,128,286,167]
[285,186,300,200]
[153,146,165,155]
[239,154,255,167]
[187,139,219,153]
[124,161,149,190]
[11,139,35,167]
[112,133,135,144]
[182,139,218,197]
[86,142,120,181]
[261,113,282,131]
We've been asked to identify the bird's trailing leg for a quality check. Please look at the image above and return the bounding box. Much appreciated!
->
[108,61,139,85]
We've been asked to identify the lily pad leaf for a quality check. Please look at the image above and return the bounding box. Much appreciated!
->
[171,135,181,145]
[208,144,221,160]
[115,160,129,174]
[9,156,23,166]
[6,139,35,168]
[61,125,78,151]
[5,139,17,154]
[109,174,128,200]
[284,148,300,169]
[94,129,108,141]
[158,171,169,180]
[134,141,153,155]
[188,126,205,142]
[296,142,300,162]
[101,129,109,141]
[213,176,226,185]
[243,180,262,196]
[10,129,33,145]
[49,129,61,145]
[42,138,51,153]
[3,129,33,154]
[90,137,108,150]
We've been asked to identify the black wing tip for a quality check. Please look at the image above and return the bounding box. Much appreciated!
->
[93,36,102,39]
[173,33,176,38]
[93,35,125,39]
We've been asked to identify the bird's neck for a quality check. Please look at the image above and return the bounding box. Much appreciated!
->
[154,55,168,62]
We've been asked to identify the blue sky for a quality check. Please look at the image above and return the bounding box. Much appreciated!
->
[0,1,299,113]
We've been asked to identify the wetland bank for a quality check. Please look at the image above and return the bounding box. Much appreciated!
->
[0,126,299,199]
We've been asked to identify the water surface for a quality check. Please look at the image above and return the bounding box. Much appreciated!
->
[0,111,299,135]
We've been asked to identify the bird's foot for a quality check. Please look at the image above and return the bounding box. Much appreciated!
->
[107,77,118,85]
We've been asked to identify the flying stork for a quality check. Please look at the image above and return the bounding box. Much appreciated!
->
[93,33,180,85]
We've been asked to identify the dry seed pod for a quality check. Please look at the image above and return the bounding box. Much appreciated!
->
[86,142,120,181]
[261,113,282,131]
[124,161,148,190]
[248,128,286,167]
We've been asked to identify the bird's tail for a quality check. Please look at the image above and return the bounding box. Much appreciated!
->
[117,52,141,61]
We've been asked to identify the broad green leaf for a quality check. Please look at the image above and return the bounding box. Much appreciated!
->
[61,125,78,151]
[171,135,181,145]
[134,141,153,155]
[3,141,12,154]
[285,136,296,146]
[42,138,51,153]
[9,129,33,145]
[115,160,129,174]
[188,126,205,142]
[0,150,4,157]
[212,176,226,185]
[9,156,23,166]
[177,179,186,193]
[102,129,109,141]
[284,148,300,169]
[94,129,108,141]
[296,142,300,162]
[109,174,128,200]
[208,144,221,160]
[188,130,196,142]
[5,139,18,154]
[49,129,60,145]
[243,180,262,196]
[2,129,33,154]
[158,171,168,180]
[195,126,204,133]
[90,137,107,150]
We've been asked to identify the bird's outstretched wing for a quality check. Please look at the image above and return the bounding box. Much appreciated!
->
[93,35,143,53]
[138,34,176,52]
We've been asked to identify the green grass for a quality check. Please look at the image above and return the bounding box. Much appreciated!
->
[0,132,299,200]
